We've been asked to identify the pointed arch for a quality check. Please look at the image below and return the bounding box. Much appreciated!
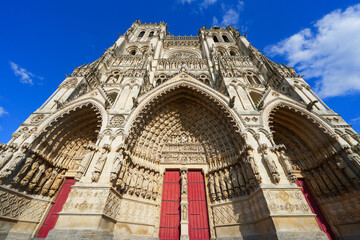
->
[124,78,246,169]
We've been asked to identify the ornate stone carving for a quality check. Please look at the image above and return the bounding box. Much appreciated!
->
[259,144,280,183]
[109,115,125,128]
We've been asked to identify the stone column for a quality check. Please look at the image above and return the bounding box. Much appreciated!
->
[180,168,189,240]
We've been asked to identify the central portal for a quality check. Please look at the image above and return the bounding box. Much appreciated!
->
[159,170,210,240]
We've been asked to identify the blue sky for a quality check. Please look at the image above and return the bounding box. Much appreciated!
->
[0,0,360,142]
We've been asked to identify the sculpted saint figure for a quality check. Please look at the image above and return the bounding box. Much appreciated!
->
[261,146,280,183]
[328,161,354,191]
[214,172,222,200]
[346,149,360,174]
[110,147,125,183]
[91,147,108,182]
[135,167,145,196]
[0,148,27,184]
[76,145,96,181]
[224,168,234,198]
[181,168,187,195]
[42,170,58,196]
[49,170,66,197]
[28,163,46,191]
[141,169,151,198]
[20,160,41,188]
[128,165,139,195]
[208,173,216,201]
[0,147,15,170]
[152,172,160,200]
[245,147,262,186]
[336,156,360,186]
[145,171,155,199]
[219,171,228,199]
[11,154,35,186]
[34,167,53,194]
[235,165,246,193]
[229,166,241,196]
[323,164,346,194]
[278,149,297,183]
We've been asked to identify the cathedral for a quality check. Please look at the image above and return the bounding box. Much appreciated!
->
[1,20,360,240]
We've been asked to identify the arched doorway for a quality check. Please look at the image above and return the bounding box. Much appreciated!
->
[268,104,359,239]
[124,84,246,239]
[30,103,103,237]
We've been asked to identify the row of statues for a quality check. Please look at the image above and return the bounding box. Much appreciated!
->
[0,146,65,197]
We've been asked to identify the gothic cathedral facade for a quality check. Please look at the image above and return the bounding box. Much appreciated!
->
[0,21,360,240]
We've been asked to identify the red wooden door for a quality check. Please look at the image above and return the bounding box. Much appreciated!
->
[159,171,181,240]
[38,178,75,238]
[296,179,335,240]
[188,170,210,240]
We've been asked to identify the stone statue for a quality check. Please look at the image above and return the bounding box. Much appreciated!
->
[0,147,15,170]
[235,165,246,193]
[49,170,66,197]
[76,145,96,181]
[245,147,262,184]
[0,148,27,184]
[182,204,188,220]
[28,163,46,191]
[346,149,360,174]
[214,172,222,200]
[128,165,139,195]
[110,147,125,183]
[152,172,160,200]
[145,171,154,199]
[208,173,216,201]
[219,171,228,199]
[135,167,145,196]
[328,161,354,191]
[20,160,41,188]
[312,170,331,198]
[224,168,234,198]
[11,154,35,186]
[42,169,58,196]
[278,149,297,183]
[181,168,187,194]
[91,147,108,182]
[336,156,360,186]
[34,167,53,194]
[141,169,150,198]
[261,146,280,183]
[229,166,241,196]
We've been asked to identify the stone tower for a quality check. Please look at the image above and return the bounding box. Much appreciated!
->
[0,20,360,240]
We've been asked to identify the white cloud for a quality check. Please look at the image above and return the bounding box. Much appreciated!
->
[213,1,244,27]
[180,0,196,4]
[0,106,7,117]
[350,116,360,123]
[266,4,360,98]
[201,0,218,8]
[9,61,42,85]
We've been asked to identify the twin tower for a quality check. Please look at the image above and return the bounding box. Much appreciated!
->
[0,20,360,240]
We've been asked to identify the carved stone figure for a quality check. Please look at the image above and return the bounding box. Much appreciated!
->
[91,147,109,182]
[76,145,96,181]
[245,147,262,185]
[235,165,246,193]
[0,148,27,184]
[145,171,155,199]
[278,149,297,183]
[346,149,360,174]
[229,166,241,196]
[181,168,187,195]
[34,167,53,193]
[28,163,46,191]
[110,150,124,183]
[135,167,145,196]
[49,170,66,197]
[261,146,280,183]
[128,165,139,195]
[0,147,15,170]
[224,168,234,198]
[336,156,360,186]
[214,172,222,200]
[208,173,216,201]
[152,172,160,200]
[20,160,41,188]
[42,170,58,196]
[182,204,188,220]
[11,154,35,186]
[219,171,228,199]
[141,169,151,198]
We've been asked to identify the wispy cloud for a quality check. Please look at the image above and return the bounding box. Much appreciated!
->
[265,4,360,98]
[350,116,360,124]
[9,61,43,85]
[212,1,244,27]
[180,0,196,4]
[0,106,7,117]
